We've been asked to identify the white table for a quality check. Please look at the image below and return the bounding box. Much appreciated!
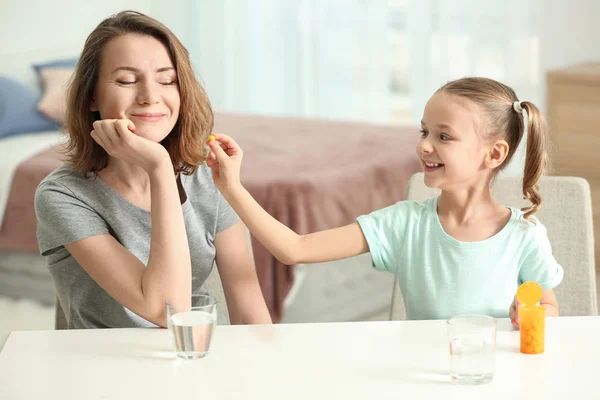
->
[0,317,597,399]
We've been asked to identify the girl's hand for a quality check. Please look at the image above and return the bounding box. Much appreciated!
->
[91,119,170,173]
[509,295,521,330]
[206,134,243,193]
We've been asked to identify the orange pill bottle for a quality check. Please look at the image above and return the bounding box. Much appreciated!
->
[516,281,546,354]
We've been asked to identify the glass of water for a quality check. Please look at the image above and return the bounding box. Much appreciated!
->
[447,315,497,385]
[166,294,217,359]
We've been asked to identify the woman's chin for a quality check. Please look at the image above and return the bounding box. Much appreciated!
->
[132,128,170,142]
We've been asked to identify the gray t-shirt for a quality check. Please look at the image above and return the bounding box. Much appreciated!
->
[35,163,239,329]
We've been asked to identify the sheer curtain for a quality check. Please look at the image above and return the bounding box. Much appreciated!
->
[406,0,541,121]
[180,0,600,173]
[184,0,600,119]
[405,0,542,174]
[187,0,391,123]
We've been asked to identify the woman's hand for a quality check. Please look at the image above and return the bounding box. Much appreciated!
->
[91,119,170,173]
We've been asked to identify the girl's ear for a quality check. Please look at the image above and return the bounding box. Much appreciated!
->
[485,139,509,169]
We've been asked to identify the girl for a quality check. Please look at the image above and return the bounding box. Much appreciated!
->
[207,77,563,323]
[34,11,271,328]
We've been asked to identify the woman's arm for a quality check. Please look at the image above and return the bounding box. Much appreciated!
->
[65,120,191,327]
[65,161,190,327]
[208,134,369,265]
[213,221,271,324]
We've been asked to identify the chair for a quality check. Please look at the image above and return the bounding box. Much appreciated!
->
[389,173,597,320]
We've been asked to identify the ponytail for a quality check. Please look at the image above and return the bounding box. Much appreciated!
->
[518,101,548,221]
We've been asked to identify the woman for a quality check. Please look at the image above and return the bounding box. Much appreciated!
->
[35,10,271,328]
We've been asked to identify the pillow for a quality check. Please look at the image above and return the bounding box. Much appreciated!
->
[37,68,74,123]
[33,58,78,73]
[0,77,60,139]
[33,58,78,123]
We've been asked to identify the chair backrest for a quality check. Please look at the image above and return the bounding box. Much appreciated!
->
[390,173,597,320]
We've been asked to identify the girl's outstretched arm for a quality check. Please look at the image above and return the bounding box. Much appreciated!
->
[207,134,369,265]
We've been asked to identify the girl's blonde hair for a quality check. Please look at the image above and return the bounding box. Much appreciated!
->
[439,77,548,221]
[64,10,213,176]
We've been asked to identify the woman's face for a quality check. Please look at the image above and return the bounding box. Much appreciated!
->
[91,33,180,142]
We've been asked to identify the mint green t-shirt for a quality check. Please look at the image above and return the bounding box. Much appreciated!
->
[356,196,564,320]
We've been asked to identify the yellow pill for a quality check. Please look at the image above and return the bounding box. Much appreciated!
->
[208,135,216,142]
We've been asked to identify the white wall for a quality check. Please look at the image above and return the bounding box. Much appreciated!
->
[0,0,188,89]
[540,1,600,107]
[541,1,600,73]
[3,1,600,112]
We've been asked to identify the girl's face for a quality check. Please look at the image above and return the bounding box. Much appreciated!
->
[91,33,180,142]
[416,91,493,190]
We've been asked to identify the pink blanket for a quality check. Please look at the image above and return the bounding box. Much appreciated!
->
[0,146,64,251]
[0,113,422,321]
[213,113,421,321]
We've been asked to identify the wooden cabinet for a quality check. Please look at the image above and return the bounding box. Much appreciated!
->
[547,62,600,272]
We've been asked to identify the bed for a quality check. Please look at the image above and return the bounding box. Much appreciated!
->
[0,132,64,306]
[0,46,87,307]
[0,49,422,323]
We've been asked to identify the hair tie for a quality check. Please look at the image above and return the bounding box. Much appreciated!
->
[513,100,528,136]
[513,101,523,113]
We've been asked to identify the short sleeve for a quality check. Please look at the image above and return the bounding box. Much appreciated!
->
[518,221,564,291]
[356,201,414,274]
[215,191,240,233]
[35,180,109,256]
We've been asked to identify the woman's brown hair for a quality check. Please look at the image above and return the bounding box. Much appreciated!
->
[440,77,548,221]
[64,10,213,176]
